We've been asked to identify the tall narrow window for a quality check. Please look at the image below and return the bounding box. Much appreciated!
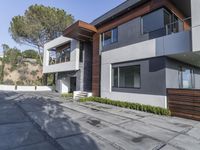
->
[79,42,84,62]
[101,27,118,47]
[179,67,194,89]
[112,68,118,87]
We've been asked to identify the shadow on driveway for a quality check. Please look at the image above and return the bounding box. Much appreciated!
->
[0,91,105,150]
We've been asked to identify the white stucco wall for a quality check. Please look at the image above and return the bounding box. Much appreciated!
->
[56,77,70,94]
[0,85,52,92]
[191,0,200,52]
[43,36,80,73]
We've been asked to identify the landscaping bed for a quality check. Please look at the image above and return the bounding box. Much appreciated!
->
[80,97,171,116]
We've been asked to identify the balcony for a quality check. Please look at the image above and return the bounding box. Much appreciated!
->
[43,36,79,74]
[49,47,70,65]
[155,17,192,56]
[101,18,192,65]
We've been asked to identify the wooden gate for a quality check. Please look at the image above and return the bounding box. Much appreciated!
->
[167,89,200,121]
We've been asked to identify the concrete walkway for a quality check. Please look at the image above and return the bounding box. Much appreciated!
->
[0,91,200,150]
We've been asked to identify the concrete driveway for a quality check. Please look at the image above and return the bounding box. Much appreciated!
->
[0,91,200,150]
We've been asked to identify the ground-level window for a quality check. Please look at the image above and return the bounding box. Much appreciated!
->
[179,67,194,89]
[101,27,118,47]
[112,65,141,88]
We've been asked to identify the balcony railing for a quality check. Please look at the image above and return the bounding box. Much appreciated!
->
[49,50,70,65]
[165,17,191,35]
[49,56,70,65]
[148,17,191,39]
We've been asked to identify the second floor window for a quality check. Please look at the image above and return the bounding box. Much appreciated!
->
[49,42,71,65]
[101,28,118,47]
[141,8,184,36]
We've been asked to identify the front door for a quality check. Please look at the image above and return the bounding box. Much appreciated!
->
[70,77,76,93]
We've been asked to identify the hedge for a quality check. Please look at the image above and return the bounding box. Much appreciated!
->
[80,97,171,116]
[61,93,73,98]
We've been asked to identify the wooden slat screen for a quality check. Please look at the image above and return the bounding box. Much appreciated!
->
[167,89,200,121]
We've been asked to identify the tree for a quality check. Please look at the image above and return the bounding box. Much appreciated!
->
[9,4,74,63]
[22,49,38,59]
[2,44,22,65]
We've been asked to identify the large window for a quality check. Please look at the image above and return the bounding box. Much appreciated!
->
[112,65,141,88]
[142,9,164,34]
[179,67,194,89]
[49,42,71,65]
[141,8,183,35]
[101,28,118,47]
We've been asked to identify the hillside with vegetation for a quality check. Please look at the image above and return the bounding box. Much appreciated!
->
[0,45,43,85]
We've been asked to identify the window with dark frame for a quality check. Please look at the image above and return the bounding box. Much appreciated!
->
[101,27,118,47]
[112,65,141,89]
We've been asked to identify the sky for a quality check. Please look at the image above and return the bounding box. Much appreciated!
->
[0,0,124,52]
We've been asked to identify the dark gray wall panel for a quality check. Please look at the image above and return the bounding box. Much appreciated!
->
[112,57,167,95]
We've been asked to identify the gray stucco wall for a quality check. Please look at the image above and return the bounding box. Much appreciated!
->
[166,58,200,89]
[112,57,166,96]
[102,8,165,52]
[110,57,200,96]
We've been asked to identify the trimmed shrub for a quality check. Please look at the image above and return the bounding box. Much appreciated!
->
[80,97,171,116]
[61,93,73,99]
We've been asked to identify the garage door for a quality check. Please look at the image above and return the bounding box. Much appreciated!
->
[167,89,200,121]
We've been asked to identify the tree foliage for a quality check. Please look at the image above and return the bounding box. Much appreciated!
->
[2,44,22,65]
[9,4,74,62]
[22,49,38,59]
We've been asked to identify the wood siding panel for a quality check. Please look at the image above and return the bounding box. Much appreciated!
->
[92,33,100,96]
[97,0,190,33]
[167,89,200,121]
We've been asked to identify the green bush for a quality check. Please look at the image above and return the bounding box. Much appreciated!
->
[31,70,37,76]
[80,97,171,116]
[22,50,38,59]
[16,80,24,85]
[61,93,73,99]
[3,79,14,85]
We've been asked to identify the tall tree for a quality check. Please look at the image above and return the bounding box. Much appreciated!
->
[9,4,74,63]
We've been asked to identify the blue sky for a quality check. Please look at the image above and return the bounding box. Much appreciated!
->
[0,0,124,52]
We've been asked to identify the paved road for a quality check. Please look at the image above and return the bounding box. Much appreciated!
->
[0,91,200,150]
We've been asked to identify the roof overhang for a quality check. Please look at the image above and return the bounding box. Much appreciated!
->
[91,0,191,27]
[63,20,97,41]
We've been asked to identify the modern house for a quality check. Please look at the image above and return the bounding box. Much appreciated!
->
[44,0,200,119]
[43,36,92,95]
